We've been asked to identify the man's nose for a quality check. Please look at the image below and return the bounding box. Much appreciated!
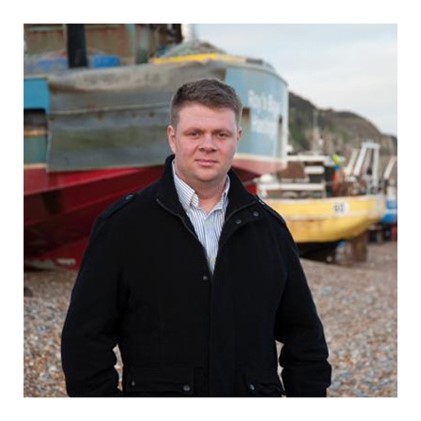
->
[199,133,217,150]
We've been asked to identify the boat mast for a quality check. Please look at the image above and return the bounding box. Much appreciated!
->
[312,109,323,153]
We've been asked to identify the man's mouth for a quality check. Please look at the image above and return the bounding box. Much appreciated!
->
[196,159,218,166]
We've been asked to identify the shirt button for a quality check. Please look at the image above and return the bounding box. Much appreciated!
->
[182,384,191,393]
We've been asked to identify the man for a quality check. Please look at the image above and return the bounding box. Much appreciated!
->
[61,78,331,397]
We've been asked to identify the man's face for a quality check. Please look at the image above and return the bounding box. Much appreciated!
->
[167,103,242,188]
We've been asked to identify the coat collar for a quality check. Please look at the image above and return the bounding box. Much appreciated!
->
[155,155,257,218]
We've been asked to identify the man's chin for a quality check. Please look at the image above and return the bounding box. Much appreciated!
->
[194,171,224,185]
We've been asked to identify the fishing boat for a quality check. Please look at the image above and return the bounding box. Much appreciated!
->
[24,25,289,269]
[258,141,388,262]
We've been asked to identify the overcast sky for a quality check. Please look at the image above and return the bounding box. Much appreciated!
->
[195,24,397,136]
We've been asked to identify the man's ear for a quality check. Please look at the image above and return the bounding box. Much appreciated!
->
[167,125,176,154]
[236,127,243,144]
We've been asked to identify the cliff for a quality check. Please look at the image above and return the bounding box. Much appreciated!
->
[288,92,397,167]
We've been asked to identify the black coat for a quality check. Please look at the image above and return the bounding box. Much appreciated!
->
[61,155,331,397]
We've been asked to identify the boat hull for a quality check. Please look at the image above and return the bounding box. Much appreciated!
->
[264,194,386,243]
[24,165,164,269]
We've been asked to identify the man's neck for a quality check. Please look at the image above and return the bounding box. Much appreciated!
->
[194,182,226,213]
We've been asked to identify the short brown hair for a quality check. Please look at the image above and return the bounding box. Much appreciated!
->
[170,78,242,127]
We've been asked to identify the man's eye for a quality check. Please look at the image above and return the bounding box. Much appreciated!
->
[217,132,229,139]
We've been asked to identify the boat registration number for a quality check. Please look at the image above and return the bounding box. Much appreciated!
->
[333,201,349,215]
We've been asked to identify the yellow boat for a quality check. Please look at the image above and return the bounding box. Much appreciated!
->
[265,194,385,243]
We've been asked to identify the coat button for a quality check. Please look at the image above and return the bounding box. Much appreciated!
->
[182,384,191,393]
[235,219,242,225]
[130,380,136,387]
[252,211,259,217]
[248,383,256,392]
[202,275,209,281]
[125,193,133,200]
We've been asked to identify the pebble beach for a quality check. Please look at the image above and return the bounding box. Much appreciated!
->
[23,241,397,397]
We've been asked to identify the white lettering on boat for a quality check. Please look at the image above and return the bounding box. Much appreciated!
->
[248,90,282,139]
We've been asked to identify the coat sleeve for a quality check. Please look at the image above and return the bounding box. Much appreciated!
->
[274,227,332,397]
[61,216,127,397]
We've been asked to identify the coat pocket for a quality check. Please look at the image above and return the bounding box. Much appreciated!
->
[245,370,285,397]
[124,366,194,397]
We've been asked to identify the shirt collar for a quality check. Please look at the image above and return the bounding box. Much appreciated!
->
[172,159,230,213]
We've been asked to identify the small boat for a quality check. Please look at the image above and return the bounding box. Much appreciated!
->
[258,141,389,262]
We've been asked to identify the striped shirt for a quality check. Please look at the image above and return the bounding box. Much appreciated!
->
[172,161,230,273]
